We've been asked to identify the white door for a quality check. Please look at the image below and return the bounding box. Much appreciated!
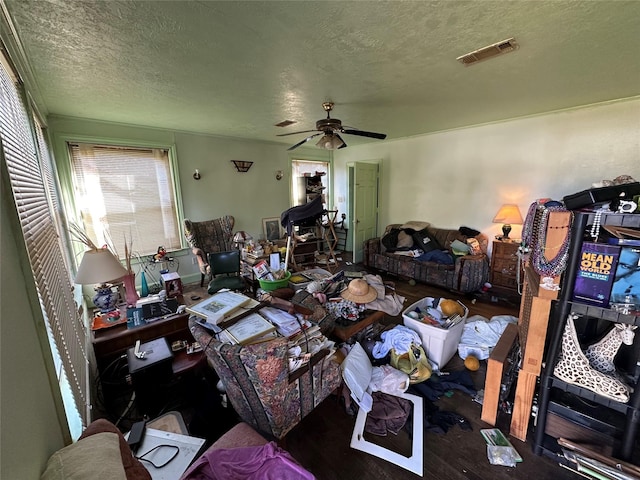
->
[350,162,379,263]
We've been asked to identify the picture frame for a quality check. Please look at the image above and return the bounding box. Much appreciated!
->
[186,290,252,324]
[262,217,282,242]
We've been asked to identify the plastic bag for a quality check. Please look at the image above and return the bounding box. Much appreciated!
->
[486,446,518,467]
[390,344,432,383]
[370,364,410,395]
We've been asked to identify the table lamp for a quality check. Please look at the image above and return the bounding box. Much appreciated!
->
[75,247,128,313]
[233,231,253,249]
[492,204,523,240]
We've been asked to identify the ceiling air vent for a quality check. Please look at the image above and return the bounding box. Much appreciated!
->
[275,120,296,127]
[456,37,518,66]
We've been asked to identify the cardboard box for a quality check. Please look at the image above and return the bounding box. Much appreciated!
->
[402,297,467,369]
[572,242,620,308]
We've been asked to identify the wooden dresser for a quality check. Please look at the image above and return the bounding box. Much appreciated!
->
[490,240,520,293]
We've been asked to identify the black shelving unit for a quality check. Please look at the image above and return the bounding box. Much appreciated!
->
[533,211,640,462]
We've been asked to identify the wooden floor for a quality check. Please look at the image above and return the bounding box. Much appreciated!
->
[182,266,579,479]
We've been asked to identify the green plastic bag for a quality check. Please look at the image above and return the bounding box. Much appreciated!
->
[390,344,432,384]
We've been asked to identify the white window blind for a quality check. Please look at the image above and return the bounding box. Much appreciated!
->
[0,50,89,427]
[69,143,181,257]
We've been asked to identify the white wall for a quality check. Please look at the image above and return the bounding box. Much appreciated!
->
[334,98,640,243]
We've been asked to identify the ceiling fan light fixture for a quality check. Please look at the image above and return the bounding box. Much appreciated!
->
[316,134,344,150]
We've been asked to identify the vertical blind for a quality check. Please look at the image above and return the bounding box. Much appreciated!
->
[69,143,181,257]
[0,50,89,426]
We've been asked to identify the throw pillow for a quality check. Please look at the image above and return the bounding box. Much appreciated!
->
[396,231,414,249]
[41,432,127,480]
[381,228,401,252]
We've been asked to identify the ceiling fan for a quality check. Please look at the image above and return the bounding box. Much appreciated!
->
[277,102,387,151]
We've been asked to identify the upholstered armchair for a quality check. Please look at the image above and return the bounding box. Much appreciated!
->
[184,216,235,286]
[189,317,342,439]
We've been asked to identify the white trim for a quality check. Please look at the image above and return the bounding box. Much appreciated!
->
[350,391,424,476]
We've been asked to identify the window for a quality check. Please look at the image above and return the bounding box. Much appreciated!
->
[291,159,330,206]
[68,143,182,257]
[1,49,86,433]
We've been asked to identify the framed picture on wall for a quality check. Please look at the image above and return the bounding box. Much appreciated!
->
[262,217,282,242]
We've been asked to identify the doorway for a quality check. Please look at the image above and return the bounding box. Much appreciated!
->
[348,162,379,264]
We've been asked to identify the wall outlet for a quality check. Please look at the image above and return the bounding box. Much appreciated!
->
[191,257,197,265]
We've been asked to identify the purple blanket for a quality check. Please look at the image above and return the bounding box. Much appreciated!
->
[180,441,315,480]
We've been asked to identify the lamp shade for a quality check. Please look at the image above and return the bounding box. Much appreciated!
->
[316,134,344,150]
[75,248,128,285]
[233,231,253,244]
[492,204,524,225]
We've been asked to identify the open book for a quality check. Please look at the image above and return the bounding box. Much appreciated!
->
[186,291,252,325]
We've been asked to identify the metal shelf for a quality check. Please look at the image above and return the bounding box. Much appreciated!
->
[533,210,640,463]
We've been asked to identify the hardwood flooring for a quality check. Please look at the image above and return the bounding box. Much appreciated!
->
[182,267,578,479]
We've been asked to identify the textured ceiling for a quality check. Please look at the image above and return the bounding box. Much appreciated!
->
[4,0,640,148]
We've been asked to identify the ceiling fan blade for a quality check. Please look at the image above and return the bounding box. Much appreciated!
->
[335,134,347,149]
[287,133,323,151]
[342,129,387,140]
[277,129,319,137]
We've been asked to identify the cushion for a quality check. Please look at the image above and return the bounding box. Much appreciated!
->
[341,342,373,404]
[400,221,430,231]
[41,432,127,480]
[396,231,414,249]
[381,228,401,252]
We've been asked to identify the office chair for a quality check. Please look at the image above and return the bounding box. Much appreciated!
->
[207,250,246,294]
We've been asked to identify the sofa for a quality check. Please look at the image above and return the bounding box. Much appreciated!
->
[40,419,151,480]
[363,221,489,294]
[40,418,314,480]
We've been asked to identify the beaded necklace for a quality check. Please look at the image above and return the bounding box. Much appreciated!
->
[521,200,573,277]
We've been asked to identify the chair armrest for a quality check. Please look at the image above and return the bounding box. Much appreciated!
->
[190,247,209,272]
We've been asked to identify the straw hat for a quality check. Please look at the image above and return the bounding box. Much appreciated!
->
[341,278,377,304]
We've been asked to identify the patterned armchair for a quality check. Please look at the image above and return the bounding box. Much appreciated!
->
[189,317,342,439]
[184,216,235,286]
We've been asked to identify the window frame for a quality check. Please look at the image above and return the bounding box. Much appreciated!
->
[56,135,185,263]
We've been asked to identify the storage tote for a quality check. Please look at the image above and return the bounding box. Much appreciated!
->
[402,297,468,369]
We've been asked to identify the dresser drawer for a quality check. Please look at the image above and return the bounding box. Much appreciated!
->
[490,241,520,290]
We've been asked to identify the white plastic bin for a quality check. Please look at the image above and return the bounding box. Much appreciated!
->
[402,297,468,369]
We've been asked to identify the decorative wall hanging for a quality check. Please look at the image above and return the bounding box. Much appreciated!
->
[231,160,253,172]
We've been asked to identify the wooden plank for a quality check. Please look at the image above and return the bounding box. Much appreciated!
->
[510,369,538,441]
[480,322,519,425]
[520,296,551,375]
[524,265,560,300]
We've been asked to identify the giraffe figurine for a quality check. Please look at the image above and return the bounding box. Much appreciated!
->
[553,313,630,403]
[585,323,637,374]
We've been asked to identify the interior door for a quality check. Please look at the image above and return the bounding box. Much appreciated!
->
[350,162,379,263]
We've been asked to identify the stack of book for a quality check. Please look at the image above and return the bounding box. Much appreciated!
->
[260,306,305,337]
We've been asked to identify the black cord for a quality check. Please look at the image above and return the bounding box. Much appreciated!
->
[136,444,180,469]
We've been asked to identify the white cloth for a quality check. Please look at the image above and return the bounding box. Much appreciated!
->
[457,314,518,360]
[372,325,422,358]
[363,273,406,316]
